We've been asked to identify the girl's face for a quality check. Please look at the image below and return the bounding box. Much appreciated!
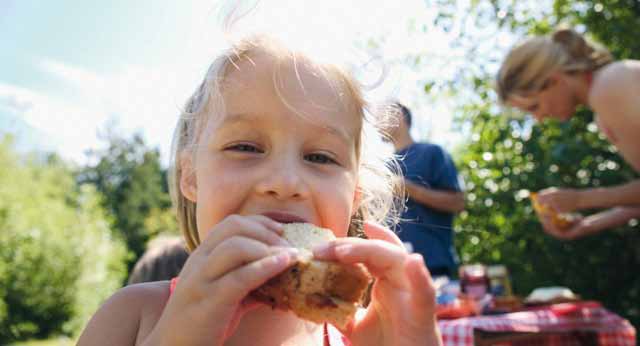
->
[184,52,361,239]
[507,73,579,122]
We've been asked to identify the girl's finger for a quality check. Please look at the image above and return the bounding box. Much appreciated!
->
[204,236,298,280]
[363,222,404,247]
[199,215,287,253]
[406,254,436,322]
[314,238,409,288]
[214,250,297,301]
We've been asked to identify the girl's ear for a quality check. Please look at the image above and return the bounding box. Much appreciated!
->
[180,152,198,202]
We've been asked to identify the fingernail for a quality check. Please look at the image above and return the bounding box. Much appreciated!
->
[270,221,284,233]
[335,244,353,257]
[313,244,331,257]
[284,247,299,257]
[273,252,291,266]
[272,246,298,256]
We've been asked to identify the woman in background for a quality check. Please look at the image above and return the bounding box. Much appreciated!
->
[497,28,640,240]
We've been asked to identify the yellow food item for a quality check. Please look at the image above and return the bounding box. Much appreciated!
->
[530,193,577,230]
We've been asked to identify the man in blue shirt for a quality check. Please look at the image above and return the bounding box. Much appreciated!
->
[389,102,465,277]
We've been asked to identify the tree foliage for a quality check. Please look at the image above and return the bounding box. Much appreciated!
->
[0,136,127,343]
[427,0,640,330]
[78,131,174,268]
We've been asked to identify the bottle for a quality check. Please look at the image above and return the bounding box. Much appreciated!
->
[487,265,513,297]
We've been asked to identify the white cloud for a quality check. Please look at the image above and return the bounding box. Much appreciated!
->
[0,81,112,162]
[29,56,216,165]
[1,56,206,165]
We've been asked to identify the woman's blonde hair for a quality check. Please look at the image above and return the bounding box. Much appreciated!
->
[497,28,613,102]
[169,35,403,251]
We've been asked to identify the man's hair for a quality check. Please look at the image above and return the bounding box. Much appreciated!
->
[394,102,412,128]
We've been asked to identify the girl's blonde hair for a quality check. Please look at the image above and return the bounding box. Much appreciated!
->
[169,35,403,251]
[496,28,613,102]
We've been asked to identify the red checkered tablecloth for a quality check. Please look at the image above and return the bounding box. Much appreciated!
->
[438,301,636,346]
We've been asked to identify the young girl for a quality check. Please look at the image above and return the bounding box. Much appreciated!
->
[496,28,640,240]
[77,35,442,346]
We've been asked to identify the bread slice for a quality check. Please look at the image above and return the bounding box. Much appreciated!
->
[251,223,371,328]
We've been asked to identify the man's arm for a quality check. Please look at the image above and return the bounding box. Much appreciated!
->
[404,180,465,213]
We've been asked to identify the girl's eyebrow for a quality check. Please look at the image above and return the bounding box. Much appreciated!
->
[224,112,354,145]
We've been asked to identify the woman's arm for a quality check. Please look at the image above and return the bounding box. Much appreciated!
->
[578,180,640,209]
[537,180,640,213]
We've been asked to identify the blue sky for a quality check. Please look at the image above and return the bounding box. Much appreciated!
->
[1,0,226,163]
[1,0,482,166]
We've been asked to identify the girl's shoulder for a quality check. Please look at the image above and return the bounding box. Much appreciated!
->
[126,281,172,340]
[76,281,170,346]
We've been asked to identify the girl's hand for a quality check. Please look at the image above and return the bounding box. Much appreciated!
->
[144,215,297,346]
[314,222,442,346]
[537,187,582,213]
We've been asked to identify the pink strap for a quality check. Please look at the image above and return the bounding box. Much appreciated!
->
[169,277,179,294]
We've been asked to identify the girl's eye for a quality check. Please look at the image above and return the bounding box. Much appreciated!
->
[227,144,262,153]
[305,153,337,165]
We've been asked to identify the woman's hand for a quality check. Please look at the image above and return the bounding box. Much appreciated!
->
[537,187,583,213]
[144,215,297,346]
[313,222,442,346]
[538,212,588,240]
[539,207,640,240]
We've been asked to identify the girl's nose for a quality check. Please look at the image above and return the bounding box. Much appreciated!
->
[256,159,309,200]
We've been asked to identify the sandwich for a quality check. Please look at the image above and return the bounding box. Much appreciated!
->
[251,223,372,329]
[530,192,578,230]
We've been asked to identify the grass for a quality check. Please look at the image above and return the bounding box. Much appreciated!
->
[9,337,75,346]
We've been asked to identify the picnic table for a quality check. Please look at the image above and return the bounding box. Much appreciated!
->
[438,301,636,346]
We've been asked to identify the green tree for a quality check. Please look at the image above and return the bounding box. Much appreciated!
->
[0,136,127,342]
[78,131,172,267]
[424,0,640,330]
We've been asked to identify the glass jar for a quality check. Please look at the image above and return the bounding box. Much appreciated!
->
[459,264,489,300]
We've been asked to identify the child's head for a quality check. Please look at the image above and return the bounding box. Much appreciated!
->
[127,236,189,285]
[496,28,613,121]
[169,35,401,251]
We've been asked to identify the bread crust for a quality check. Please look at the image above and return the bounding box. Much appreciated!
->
[251,223,371,328]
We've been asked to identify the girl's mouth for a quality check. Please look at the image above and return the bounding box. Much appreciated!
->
[261,211,308,224]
